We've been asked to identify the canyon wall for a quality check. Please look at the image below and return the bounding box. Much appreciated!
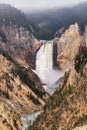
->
[55,23,81,70]
[0,24,40,68]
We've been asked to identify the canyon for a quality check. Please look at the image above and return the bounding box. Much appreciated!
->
[0,24,48,130]
[27,23,87,130]
[28,44,87,130]
[35,40,64,95]
[0,12,86,130]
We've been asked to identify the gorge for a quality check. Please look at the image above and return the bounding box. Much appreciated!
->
[0,2,87,130]
[21,23,81,129]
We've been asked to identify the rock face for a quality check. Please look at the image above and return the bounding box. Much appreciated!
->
[72,125,87,130]
[0,50,48,130]
[84,26,87,47]
[0,22,86,130]
[0,24,40,68]
[28,46,87,130]
[56,23,81,70]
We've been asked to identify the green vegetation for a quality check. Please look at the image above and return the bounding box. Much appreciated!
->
[75,46,87,74]
[15,65,45,98]
[28,126,44,130]
[2,2,87,40]
[27,93,40,105]
[44,84,73,110]
[0,3,32,32]
[0,31,7,42]
[74,114,87,128]
[0,48,46,99]
[17,84,22,90]
[1,72,14,98]
[26,2,87,40]
[4,73,14,91]
[3,119,13,130]
[13,119,20,130]
[26,44,87,130]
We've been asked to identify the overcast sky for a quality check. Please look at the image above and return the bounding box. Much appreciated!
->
[0,0,87,11]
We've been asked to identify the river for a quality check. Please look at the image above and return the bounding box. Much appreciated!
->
[21,111,42,130]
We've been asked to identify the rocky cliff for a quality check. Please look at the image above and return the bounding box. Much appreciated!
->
[0,21,87,130]
[28,45,87,130]
[0,24,40,68]
[0,23,51,130]
[55,23,81,70]
[72,125,87,130]
[0,48,48,130]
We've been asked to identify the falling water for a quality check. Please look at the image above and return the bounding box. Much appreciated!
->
[35,40,64,95]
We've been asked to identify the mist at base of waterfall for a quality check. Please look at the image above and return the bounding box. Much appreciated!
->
[35,68,64,95]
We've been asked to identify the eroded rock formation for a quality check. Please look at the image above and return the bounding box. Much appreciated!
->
[55,23,81,70]
[0,24,40,68]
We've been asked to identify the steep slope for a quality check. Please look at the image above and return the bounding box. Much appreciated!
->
[28,46,87,130]
[0,3,32,32]
[0,50,48,130]
[0,24,40,68]
[55,23,81,70]
[0,3,40,68]
[72,125,87,130]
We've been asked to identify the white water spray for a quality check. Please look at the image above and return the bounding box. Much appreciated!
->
[35,40,64,95]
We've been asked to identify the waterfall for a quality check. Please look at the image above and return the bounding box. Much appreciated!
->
[36,41,53,69]
[36,41,53,80]
[35,40,64,95]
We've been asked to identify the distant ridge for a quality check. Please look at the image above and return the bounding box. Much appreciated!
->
[0,3,32,32]
[26,1,87,40]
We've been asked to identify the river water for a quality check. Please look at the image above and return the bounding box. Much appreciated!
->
[21,111,42,130]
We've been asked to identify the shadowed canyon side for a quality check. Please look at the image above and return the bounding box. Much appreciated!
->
[0,24,40,68]
[26,1,87,40]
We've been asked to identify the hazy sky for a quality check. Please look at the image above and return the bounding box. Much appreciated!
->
[0,0,87,11]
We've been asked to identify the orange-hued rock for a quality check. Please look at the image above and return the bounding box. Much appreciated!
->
[28,46,87,130]
[0,53,47,130]
[72,125,87,130]
[56,23,81,70]
[28,65,87,130]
